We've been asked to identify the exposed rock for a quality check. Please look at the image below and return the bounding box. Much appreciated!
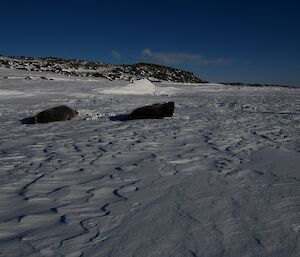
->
[118,63,205,83]
[221,82,298,89]
[0,55,206,84]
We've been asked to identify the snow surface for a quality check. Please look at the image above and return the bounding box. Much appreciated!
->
[100,78,183,96]
[0,69,300,257]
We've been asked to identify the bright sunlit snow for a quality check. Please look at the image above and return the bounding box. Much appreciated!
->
[100,78,183,96]
[0,68,299,257]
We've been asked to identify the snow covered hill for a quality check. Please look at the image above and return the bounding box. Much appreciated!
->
[0,68,299,257]
[0,55,205,83]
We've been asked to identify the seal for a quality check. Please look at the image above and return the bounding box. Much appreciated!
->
[127,102,175,120]
[21,105,78,124]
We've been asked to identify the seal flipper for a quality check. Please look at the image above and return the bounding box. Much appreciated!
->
[21,116,36,124]
[109,114,129,121]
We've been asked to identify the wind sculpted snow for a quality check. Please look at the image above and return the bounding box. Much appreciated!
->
[0,69,299,257]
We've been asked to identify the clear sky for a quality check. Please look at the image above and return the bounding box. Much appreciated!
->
[0,0,299,85]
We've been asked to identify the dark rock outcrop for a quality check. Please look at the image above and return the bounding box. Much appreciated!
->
[118,63,206,83]
[0,56,206,83]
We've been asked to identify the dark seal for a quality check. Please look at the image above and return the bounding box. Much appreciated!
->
[21,105,78,124]
[127,102,174,120]
[110,102,175,121]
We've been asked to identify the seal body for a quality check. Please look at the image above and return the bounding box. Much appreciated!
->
[21,105,78,124]
[127,102,175,120]
[35,105,78,123]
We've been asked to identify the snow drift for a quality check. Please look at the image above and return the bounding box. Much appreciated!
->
[99,78,182,95]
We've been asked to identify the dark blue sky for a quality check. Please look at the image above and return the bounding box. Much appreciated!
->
[0,0,299,85]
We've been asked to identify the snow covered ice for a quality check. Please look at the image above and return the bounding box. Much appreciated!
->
[100,78,183,96]
[0,67,300,257]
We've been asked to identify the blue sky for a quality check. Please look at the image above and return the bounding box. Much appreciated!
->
[0,0,299,85]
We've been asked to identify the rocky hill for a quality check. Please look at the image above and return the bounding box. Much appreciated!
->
[0,55,206,83]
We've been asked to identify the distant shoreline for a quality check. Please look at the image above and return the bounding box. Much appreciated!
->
[1,54,299,88]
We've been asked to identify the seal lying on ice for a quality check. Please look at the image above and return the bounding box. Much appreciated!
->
[110,102,175,121]
[21,105,78,124]
[127,102,175,120]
